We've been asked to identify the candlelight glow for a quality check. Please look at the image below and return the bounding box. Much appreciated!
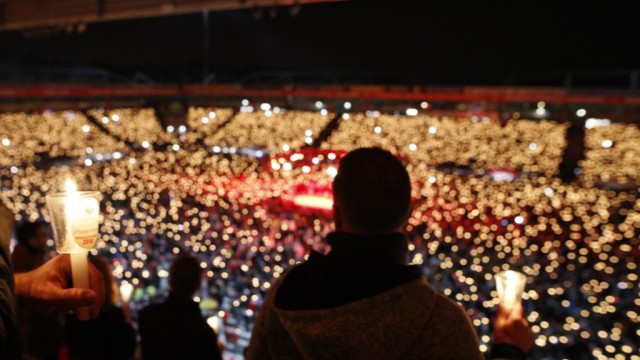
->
[496,270,527,313]
[120,281,134,302]
[65,178,77,193]
[207,316,220,333]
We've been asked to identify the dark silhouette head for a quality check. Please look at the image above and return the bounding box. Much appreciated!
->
[332,147,412,234]
[15,220,48,251]
[169,254,202,298]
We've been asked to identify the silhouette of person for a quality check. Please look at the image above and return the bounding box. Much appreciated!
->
[65,257,136,360]
[247,147,531,359]
[139,254,223,360]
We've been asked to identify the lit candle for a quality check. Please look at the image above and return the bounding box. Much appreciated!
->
[120,281,134,303]
[65,179,90,320]
[495,270,527,313]
[207,316,220,333]
[46,179,101,320]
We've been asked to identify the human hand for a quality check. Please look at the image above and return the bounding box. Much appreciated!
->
[494,303,533,353]
[0,200,15,253]
[14,254,105,320]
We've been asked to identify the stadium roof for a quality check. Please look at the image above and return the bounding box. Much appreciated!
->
[0,1,639,87]
[0,0,342,31]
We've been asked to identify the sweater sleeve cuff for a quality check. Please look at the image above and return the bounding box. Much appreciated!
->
[489,343,527,360]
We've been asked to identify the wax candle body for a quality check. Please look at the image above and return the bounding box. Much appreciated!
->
[71,252,90,320]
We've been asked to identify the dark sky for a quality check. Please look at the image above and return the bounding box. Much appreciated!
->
[0,1,639,85]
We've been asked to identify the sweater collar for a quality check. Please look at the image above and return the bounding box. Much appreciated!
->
[325,231,409,265]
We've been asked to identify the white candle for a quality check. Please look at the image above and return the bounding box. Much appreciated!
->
[65,179,90,320]
[70,252,90,320]
[495,270,527,313]
[64,179,80,252]
[46,179,101,321]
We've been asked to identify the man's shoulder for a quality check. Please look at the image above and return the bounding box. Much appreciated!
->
[432,292,471,319]
[138,302,166,323]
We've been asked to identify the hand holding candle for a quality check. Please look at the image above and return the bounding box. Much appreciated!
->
[46,178,101,320]
[495,270,527,314]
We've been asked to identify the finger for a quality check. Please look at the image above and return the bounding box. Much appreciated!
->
[55,253,72,273]
[519,317,529,328]
[52,288,98,308]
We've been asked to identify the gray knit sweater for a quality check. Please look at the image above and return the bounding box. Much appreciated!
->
[247,273,484,360]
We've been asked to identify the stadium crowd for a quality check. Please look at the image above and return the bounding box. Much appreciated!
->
[0,107,638,360]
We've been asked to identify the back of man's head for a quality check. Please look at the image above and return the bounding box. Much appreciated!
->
[169,254,202,298]
[332,147,411,234]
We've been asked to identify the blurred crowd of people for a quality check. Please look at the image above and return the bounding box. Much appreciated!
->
[1,107,639,359]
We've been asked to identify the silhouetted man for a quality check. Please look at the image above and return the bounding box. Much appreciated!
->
[139,254,222,360]
[247,147,530,360]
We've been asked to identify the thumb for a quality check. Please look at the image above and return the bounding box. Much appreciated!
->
[52,288,98,308]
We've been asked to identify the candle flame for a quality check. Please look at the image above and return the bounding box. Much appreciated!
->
[65,178,77,193]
